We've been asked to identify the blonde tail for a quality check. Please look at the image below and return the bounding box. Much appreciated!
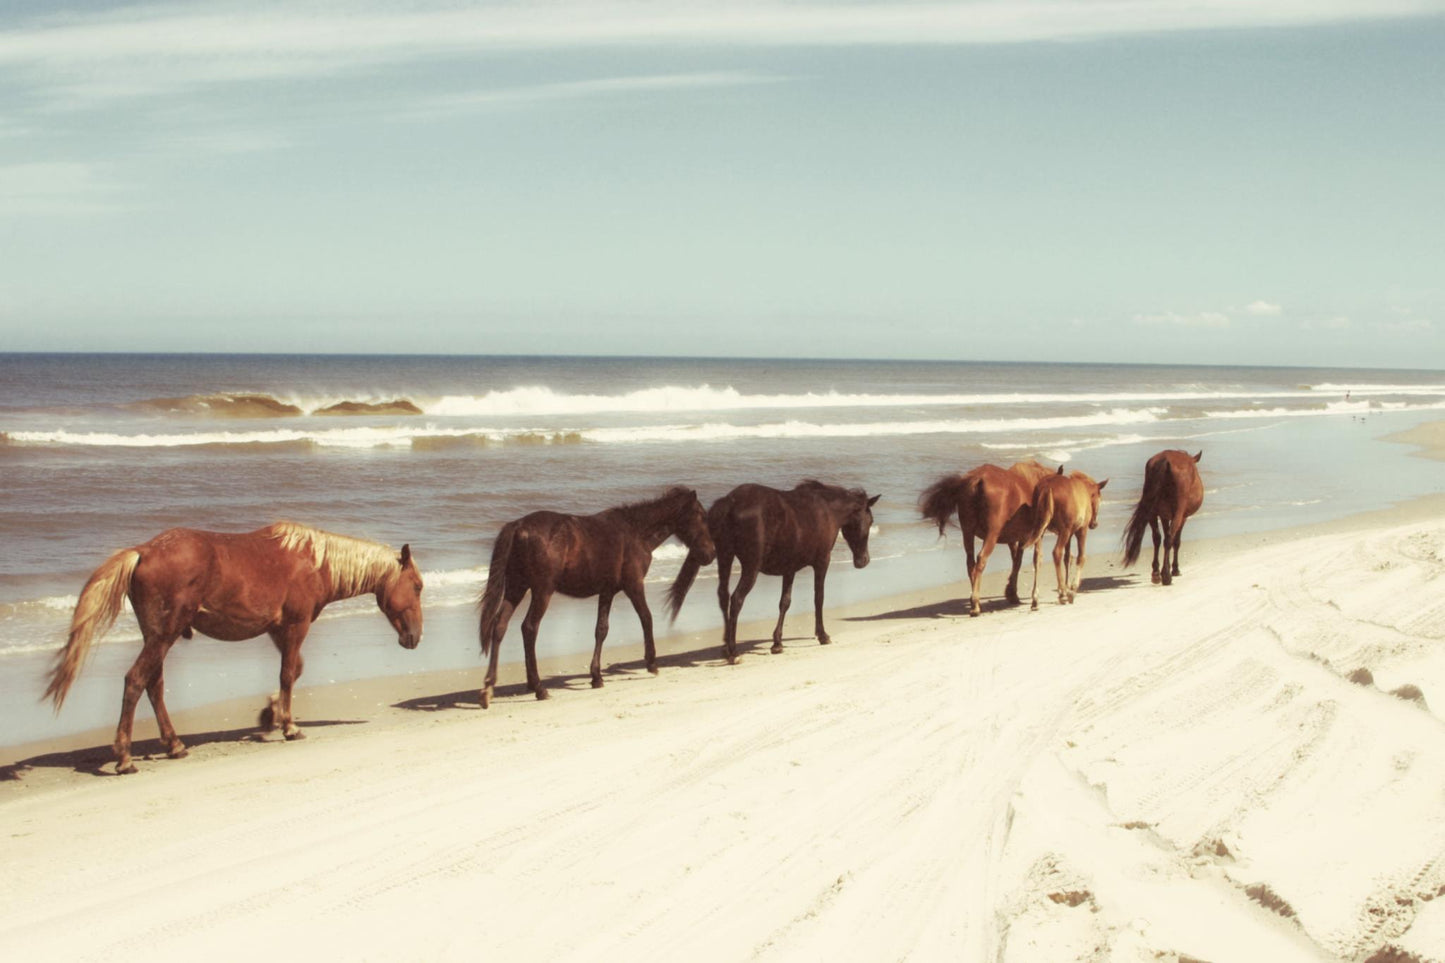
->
[44,549,140,710]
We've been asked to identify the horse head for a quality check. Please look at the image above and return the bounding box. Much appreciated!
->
[378,543,424,649]
[841,491,881,568]
[1087,478,1108,530]
[675,489,717,565]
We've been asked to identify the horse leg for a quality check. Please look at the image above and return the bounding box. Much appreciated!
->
[623,581,658,675]
[1170,512,1188,578]
[113,637,170,774]
[812,560,832,645]
[971,532,1000,617]
[145,645,186,759]
[770,571,794,654]
[269,624,310,740]
[715,552,734,641]
[725,564,759,664]
[1159,518,1175,586]
[963,532,977,599]
[1149,518,1163,584]
[590,591,614,688]
[480,596,517,709]
[521,588,553,700]
[1071,529,1088,602]
[1052,534,1068,606]
[1005,541,1024,605]
[1029,538,1042,611]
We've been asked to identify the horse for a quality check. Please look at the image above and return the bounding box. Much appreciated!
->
[476,487,715,707]
[919,460,1053,616]
[666,481,880,665]
[44,523,424,774]
[1122,449,1204,586]
[1026,465,1108,609]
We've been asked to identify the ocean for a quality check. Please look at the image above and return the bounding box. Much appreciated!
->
[3,353,1444,746]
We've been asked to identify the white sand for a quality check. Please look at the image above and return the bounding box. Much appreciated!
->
[4,503,1445,961]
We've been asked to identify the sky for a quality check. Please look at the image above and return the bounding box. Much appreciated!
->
[1,1,1443,368]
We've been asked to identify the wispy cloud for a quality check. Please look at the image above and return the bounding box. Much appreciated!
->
[1245,299,1283,316]
[406,71,782,119]
[1298,316,1351,331]
[1374,316,1434,334]
[1133,310,1231,329]
[0,161,124,215]
[2,1,1440,109]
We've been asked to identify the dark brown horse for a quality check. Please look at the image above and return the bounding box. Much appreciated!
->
[919,460,1053,616]
[45,523,424,774]
[1026,465,1108,608]
[666,481,879,664]
[476,487,715,707]
[1122,449,1204,585]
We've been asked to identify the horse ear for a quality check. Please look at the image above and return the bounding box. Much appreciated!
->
[1056,464,1065,475]
[1193,450,1203,463]
[1097,479,1109,491]
[867,493,881,507]
[399,543,412,567]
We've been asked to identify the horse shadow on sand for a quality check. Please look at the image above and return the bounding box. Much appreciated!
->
[0,719,365,781]
[393,636,779,712]
[846,572,1138,623]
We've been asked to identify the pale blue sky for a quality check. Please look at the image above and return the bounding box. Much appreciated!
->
[1,1,1442,367]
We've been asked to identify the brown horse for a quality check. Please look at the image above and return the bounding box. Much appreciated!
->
[1122,449,1204,585]
[919,460,1053,616]
[666,481,880,664]
[44,523,424,774]
[476,487,715,707]
[1026,466,1108,609]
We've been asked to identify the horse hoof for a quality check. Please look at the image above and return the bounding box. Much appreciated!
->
[167,745,189,760]
[258,705,276,731]
[116,762,138,775]
[726,655,739,666]
[1030,602,1038,611]
[817,636,832,646]
[535,688,550,701]
[591,677,604,689]
[647,664,659,676]
[1151,572,1162,584]
[479,689,491,709]
[285,729,306,741]
[770,642,784,654]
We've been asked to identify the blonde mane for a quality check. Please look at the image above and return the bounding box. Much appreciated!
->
[264,522,399,599]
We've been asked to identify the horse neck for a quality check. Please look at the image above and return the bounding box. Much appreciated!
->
[617,496,688,551]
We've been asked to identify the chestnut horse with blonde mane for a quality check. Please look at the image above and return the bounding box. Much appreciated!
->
[919,461,1053,616]
[477,487,715,707]
[1026,466,1108,609]
[1122,449,1204,586]
[45,523,424,774]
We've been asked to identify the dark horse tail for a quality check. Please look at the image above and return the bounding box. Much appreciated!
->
[919,473,975,536]
[665,555,702,625]
[477,522,518,658]
[666,498,723,624]
[1122,459,1174,567]
[45,547,141,710]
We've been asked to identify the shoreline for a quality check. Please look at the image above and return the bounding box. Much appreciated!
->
[7,483,1445,788]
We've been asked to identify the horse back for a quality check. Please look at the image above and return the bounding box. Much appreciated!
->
[1148,450,1205,519]
[713,484,828,571]
[964,463,1043,540]
[511,510,639,595]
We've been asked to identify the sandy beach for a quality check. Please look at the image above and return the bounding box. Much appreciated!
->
[3,454,1445,961]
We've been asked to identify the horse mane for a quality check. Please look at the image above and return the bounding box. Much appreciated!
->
[613,486,695,521]
[797,480,861,503]
[264,522,399,597]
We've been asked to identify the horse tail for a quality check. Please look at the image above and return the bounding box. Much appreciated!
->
[1122,459,1172,567]
[1027,485,1055,551]
[45,548,141,710]
[919,473,968,536]
[477,522,517,658]
[666,554,702,625]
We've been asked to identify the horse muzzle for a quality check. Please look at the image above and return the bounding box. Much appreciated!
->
[853,553,870,569]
